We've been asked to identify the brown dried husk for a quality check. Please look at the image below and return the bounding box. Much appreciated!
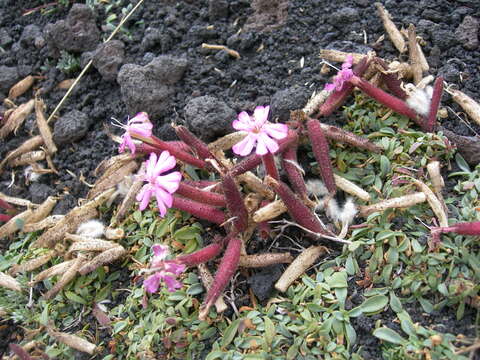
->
[78,246,126,275]
[8,75,34,99]
[0,99,35,139]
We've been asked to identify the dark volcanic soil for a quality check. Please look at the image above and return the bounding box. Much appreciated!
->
[1,0,480,358]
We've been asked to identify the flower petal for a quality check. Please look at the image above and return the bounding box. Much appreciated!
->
[153,151,177,176]
[157,171,182,193]
[165,261,186,275]
[161,274,183,292]
[144,273,161,293]
[137,185,153,211]
[253,106,269,127]
[258,132,279,154]
[232,134,257,156]
[264,123,288,139]
[152,244,169,259]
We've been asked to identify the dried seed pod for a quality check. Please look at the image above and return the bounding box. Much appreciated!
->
[307,118,336,193]
[303,90,330,116]
[199,236,241,320]
[239,253,293,268]
[0,193,36,207]
[208,132,248,152]
[237,172,274,199]
[10,250,56,276]
[334,174,371,202]
[78,246,126,275]
[31,259,75,284]
[427,161,447,215]
[359,192,426,217]
[176,182,226,207]
[105,227,124,240]
[172,196,225,224]
[47,328,97,355]
[0,209,33,238]
[410,178,448,227]
[56,78,75,89]
[23,215,64,232]
[253,200,287,223]
[0,271,22,291]
[44,254,85,299]
[222,174,248,232]
[0,135,44,171]
[275,246,326,292]
[197,263,228,314]
[0,99,35,139]
[450,89,480,126]
[201,43,240,58]
[319,49,369,64]
[28,196,57,224]
[35,97,57,155]
[88,160,138,199]
[8,75,35,99]
[375,3,406,53]
[9,151,45,167]
[94,153,137,177]
[66,239,118,258]
[407,24,423,85]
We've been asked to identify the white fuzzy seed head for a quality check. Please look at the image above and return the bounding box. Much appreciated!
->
[24,165,42,183]
[306,179,329,198]
[338,197,358,226]
[325,198,341,222]
[76,220,105,238]
[406,86,433,116]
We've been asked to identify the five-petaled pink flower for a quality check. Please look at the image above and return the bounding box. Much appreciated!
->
[144,244,186,293]
[118,112,153,155]
[136,151,182,215]
[232,105,289,156]
[324,55,354,92]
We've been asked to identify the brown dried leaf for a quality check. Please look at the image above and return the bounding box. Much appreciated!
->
[8,75,34,99]
[0,99,35,139]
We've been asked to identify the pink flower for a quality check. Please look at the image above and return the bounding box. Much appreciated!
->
[324,55,354,92]
[232,106,289,156]
[136,151,182,215]
[117,112,153,155]
[144,244,186,293]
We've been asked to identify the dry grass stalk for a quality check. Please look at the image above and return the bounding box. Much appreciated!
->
[319,49,367,64]
[275,246,327,292]
[450,89,480,126]
[44,254,85,299]
[238,171,275,199]
[23,215,64,232]
[28,196,57,224]
[334,174,371,201]
[0,192,37,207]
[416,43,429,72]
[0,271,22,291]
[47,327,97,355]
[427,161,447,215]
[208,132,247,152]
[0,99,35,139]
[239,253,293,268]
[105,227,124,240]
[31,259,75,284]
[8,75,35,100]
[375,2,406,53]
[359,192,426,217]
[0,209,33,239]
[35,97,57,155]
[253,200,288,223]
[33,188,114,248]
[10,250,56,275]
[407,24,423,85]
[197,263,228,313]
[303,90,330,116]
[0,135,43,171]
[78,246,126,275]
[201,43,240,59]
[410,178,448,227]
[10,150,45,167]
[88,160,138,199]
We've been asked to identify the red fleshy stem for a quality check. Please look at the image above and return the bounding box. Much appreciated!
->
[176,182,226,207]
[222,174,248,232]
[173,125,217,161]
[0,199,13,210]
[306,118,336,194]
[319,122,382,153]
[136,141,192,155]
[258,200,272,240]
[262,152,280,180]
[374,57,407,100]
[8,343,33,360]
[424,77,444,133]
[281,144,307,198]
[172,196,225,224]
[183,180,221,189]
[349,75,426,128]
[230,129,298,177]
[176,242,223,267]
[435,221,480,236]
[140,135,207,168]
[266,176,327,236]
[200,235,241,318]
[0,214,12,222]
[318,56,371,117]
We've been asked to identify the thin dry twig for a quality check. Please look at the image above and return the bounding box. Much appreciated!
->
[201,43,240,59]
[407,24,423,85]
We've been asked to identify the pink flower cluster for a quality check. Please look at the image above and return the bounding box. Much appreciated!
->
[324,55,354,92]
[118,112,153,155]
[144,245,186,293]
[232,106,289,156]
[136,151,182,215]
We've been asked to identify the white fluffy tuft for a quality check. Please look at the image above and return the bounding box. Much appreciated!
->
[406,86,433,116]
[24,165,42,183]
[338,197,358,225]
[306,179,329,198]
[76,220,105,238]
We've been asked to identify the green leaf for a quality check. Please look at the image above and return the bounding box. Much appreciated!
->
[360,295,388,314]
[326,271,347,288]
[345,323,357,346]
[389,292,402,313]
[133,210,142,223]
[373,327,407,345]
[205,351,225,360]
[263,317,275,347]
[113,320,129,334]
[95,284,111,302]
[455,153,471,173]
[380,155,391,177]
[173,226,200,241]
[64,291,87,305]
[418,297,433,313]
[397,311,417,337]
[186,283,204,296]
[220,318,241,348]
[286,344,299,360]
